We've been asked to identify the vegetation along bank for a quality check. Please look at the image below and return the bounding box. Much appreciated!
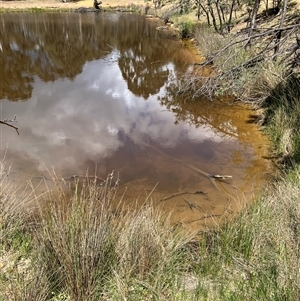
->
[0,0,300,299]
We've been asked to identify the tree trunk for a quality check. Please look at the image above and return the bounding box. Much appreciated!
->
[208,0,218,32]
[265,0,268,15]
[215,1,223,33]
[247,0,261,48]
[197,1,211,25]
[220,3,226,25]
[274,0,288,59]
[228,0,236,32]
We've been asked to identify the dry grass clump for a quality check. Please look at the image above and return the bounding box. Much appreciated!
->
[30,172,196,300]
[32,173,121,300]
[0,167,197,300]
[194,24,228,59]
[238,60,286,103]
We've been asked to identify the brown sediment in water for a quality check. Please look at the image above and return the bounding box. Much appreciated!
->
[99,97,271,232]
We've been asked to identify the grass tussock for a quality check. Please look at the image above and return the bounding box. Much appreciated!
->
[0,161,49,301]
[194,24,228,59]
[0,171,196,300]
[34,173,120,300]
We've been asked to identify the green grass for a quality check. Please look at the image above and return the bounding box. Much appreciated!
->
[194,175,300,300]
[263,74,300,165]
[177,20,195,38]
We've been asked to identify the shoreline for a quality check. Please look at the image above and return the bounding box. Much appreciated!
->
[0,0,146,12]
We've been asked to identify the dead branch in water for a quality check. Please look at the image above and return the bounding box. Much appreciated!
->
[0,116,19,135]
[187,214,222,224]
[160,190,206,202]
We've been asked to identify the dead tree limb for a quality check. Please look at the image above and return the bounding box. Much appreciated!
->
[196,24,299,67]
[187,214,222,223]
[180,24,300,101]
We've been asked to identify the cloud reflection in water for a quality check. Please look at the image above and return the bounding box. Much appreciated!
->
[1,58,227,177]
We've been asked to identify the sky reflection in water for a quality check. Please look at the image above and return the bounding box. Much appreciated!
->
[1,58,225,174]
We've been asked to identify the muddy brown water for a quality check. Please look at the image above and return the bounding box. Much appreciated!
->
[0,12,271,231]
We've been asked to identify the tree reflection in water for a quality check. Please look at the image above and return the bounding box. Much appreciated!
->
[0,13,185,102]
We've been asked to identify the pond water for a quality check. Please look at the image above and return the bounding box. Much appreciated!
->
[0,12,271,230]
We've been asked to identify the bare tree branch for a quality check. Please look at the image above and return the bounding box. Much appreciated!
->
[0,116,19,135]
[180,23,300,101]
[195,24,300,67]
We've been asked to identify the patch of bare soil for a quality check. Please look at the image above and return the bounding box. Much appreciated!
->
[0,0,146,11]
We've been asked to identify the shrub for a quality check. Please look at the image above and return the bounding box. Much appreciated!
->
[179,20,195,38]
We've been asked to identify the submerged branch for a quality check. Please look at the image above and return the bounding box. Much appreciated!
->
[160,190,206,202]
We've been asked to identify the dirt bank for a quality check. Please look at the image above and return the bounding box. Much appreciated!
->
[0,0,146,11]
